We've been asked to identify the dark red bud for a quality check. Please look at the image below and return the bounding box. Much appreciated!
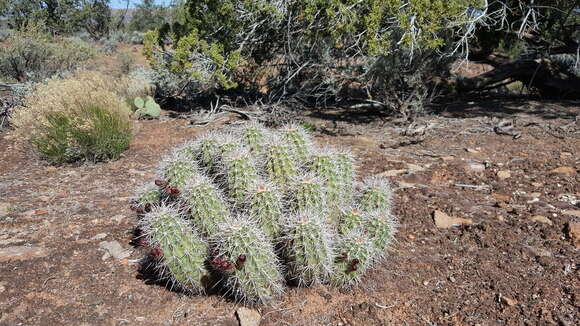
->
[351,258,360,265]
[340,252,348,260]
[144,203,152,212]
[135,208,145,215]
[155,180,167,187]
[150,248,163,258]
[350,264,358,271]
[167,187,180,195]
[236,254,247,266]
[138,239,150,247]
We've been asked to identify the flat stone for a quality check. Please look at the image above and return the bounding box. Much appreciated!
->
[497,170,511,180]
[550,167,576,175]
[236,307,261,326]
[378,169,407,177]
[0,246,48,262]
[531,215,553,225]
[433,210,473,228]
[99,241,132,260]
[567,222,580,248]
[562,210,580,218]
[466,162,485,172]
[0,202,10,217]
[91,233,108,240]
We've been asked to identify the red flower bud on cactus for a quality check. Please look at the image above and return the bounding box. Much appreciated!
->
[155,180,167,187]
[236,254,247,266]
[170,187,180,195]
[351,258,360,266]
[138,238,149,248]
[144,203,152,212]
[339,252,348,260]
[150,248,163,258]
[349,264,358,272]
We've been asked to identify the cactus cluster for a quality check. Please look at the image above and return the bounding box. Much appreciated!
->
[133,96,161,119]
[131,123,397,302]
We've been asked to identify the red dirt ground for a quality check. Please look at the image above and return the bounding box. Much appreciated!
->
[0,99,578,325]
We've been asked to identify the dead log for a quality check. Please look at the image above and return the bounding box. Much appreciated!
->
[457,59,580,99]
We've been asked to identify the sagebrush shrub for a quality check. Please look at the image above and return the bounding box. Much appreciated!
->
[0,25,96,82]
[132,123,397,302]
[11,71,133,163]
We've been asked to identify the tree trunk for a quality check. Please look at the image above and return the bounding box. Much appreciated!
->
[457,59,580,99]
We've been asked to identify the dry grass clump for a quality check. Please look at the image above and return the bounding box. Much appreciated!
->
[11,71,134,163]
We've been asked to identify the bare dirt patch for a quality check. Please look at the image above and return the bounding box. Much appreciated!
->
[0,100,578,325]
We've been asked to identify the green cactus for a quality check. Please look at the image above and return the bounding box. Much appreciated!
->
[331,232,374,287]
[359,177,393,212]
[132,183,162,210]
[362,211,396,261]
[290,174,326,213]
[211,218,284,302]
[159,152,198,190]
[282,211,335,286]
[334,151,355,201]
[133,96,161,119]
[220,148,258,207]
[281,124,311,163]
[264,138,298,189]
[140,204,210,293]
[247,181,284,239]
[182,174,230,237]
[132,125,397,302]
[241,122,268,156]
[338,207,363,235]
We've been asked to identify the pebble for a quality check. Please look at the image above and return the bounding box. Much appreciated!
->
[0,202,11,217]
[466,162,486,172]
[566,222,580,248]
[531,215,553,225]
[99,241,132,260]
[433,210,473,228]
[236,307,261,326]
[91,233,108,240]
[550,167,576,175]
[497,170,511,180]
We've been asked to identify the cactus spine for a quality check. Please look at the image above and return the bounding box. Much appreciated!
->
[241,122,268,156]
[182,175,230,237]
[220,148,258,207]
[331,233,374,287]
[283,211,334,286]
[247,181,284,239]
[282,124,311,163]
[363,211,396,261]
[359,177,393,212]
[212,218,284,302]
[334,151,355,201]
[338,207,363,235]
[140,204,210,293]
[160,153,198,190]
[290,174,326,213]
[264,138,298,189]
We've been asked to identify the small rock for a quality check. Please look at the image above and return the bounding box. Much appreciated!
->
[406,163,426,172]
[498,295,518,306]
[35,209,48,215]
[0,202,11,217]
[0,246,48,262]
[562,210,580,218]
[112,215,125,223]
[525,246,552,257]
[549,167,577,176]
[531,182,543,187]
[433,210,473,228]
[492,193,510,202]
[531,215,553,225]
[0,282,6,293]
[560,152,572,159]
[465,148,480,153]
[91,233,108,240]
[466,162,486,172]
[497,170,511,180]
[135,317,146,322]
[99,241,132,260]
[440,156,455,161]
[566,222,580,248]
[236,307,261,326]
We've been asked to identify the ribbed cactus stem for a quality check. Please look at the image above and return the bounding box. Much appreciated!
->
[265,139,297,189]
[140,204,210,293]
[310,149,342,219]
[221,148,258,207]
[182,175,230,237]
[241,122,268,156]
[362,211,396,262]
[283,211,334,286]
[159,152,199,190]
[359,177,393,212]
[248,181,284,239]
[291,174,326,213]
[331,233,374,287]
[281,124,311,163]
[338,207,363,235]
[212,218,284,302]
[132,183,162,211]
[333,151,355,201]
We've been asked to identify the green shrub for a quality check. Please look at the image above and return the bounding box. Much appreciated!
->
[0,25,97,82]
[11,71,133,164]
